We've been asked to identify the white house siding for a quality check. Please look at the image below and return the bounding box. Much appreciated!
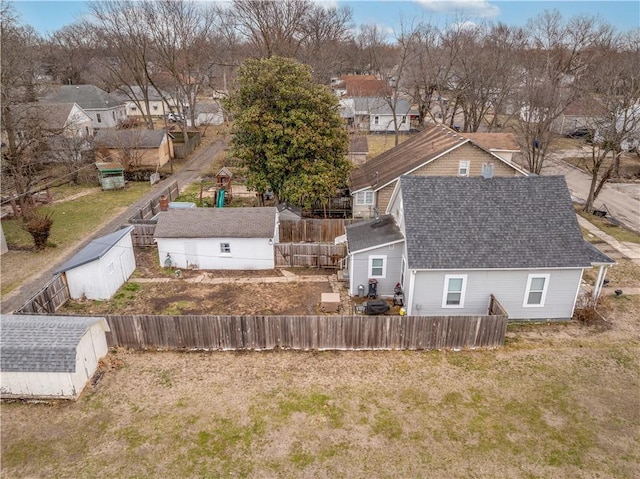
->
[157,237,275,270]
[68,104,94,137]
[0,323,108,399]
[352,189,376,219]
[65,233,136,300]
[89,106,127,129]
[408,268,583,320]
[369,114,411,133]
[349,243,404,297]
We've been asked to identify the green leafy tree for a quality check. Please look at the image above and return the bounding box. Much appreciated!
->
[225,57,350,210]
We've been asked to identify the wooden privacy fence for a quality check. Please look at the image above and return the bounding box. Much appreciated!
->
[104,314,508,351]
[275,243,347,268]
[17,274,70,314]
[129,181,179,246]
[279,219,361,243]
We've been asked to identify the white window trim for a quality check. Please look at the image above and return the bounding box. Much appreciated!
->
[355,191,375,206]
[368,255,387,279]
[458,160,470,177]
[523,273,550,308]
[220,242,231,254]
[442,274,467,308]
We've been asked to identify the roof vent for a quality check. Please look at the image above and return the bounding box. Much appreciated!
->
[482,163,494,179]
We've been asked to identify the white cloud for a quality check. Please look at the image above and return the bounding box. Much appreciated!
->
[416,0,500,18]
[311,0,340,9]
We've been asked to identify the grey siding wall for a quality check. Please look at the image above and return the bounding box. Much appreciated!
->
[410,269,583,320]
[350,242,405,297]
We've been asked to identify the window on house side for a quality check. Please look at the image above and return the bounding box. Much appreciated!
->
[523,274,549,307]
[374,116,379,125]
[220,243,231,254]
[458,161,470,177]
[442,275,467,308]
[96,113,102,123]
[369,256,386,278]
[355,191,374,206]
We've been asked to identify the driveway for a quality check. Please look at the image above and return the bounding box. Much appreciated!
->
[0,137,228,314]
[542,150,640,233]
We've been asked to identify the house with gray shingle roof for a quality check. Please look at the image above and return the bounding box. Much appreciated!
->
[349,123,529,219]
[112,85,178,118]
[154,208,279,270]
[94,129,173,169]
[0,315,110,400]
[41,85,126,129]
[344,175,614,320]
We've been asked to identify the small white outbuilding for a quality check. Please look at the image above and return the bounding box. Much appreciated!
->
[54,226,136,300]
[0,314,110,400]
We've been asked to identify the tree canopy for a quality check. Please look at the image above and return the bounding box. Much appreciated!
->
[226,57,351,209]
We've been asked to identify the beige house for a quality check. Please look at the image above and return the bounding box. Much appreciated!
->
[349,124,528,218]
[94,129,173,169]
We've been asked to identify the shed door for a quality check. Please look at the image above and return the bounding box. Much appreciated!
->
[185,242,198,269]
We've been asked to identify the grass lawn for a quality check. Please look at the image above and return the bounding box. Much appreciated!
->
[366,133,412,159]
[575,206,640,244]
[1,182,150,297]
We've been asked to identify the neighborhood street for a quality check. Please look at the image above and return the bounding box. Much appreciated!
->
[0,137,228,314]
[543,152,640,234]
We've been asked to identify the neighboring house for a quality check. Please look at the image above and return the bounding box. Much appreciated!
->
[193,102,224,126]
[349,123,529,218]
[345,175,614,320]
[54,226,136,300]
[347,136,369,165]
[331,75,390,98]
[0,315,110,400]
[112,85,176,118]
[341,97,415,133]
[94,129,174,169]
[41,85,126,130]
[154,208,279,270]
[2,102,93,140]
[552,98,606,136]
[277,202,303,220]
[463,132,521,163]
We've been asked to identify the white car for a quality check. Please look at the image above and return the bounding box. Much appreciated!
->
[166,112,184,122]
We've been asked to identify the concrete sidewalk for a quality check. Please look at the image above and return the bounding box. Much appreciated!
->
[577,215,640,264]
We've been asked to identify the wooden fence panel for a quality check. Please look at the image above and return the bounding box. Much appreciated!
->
[279,219,361,243]
[102,314,507,351]
[274,243,347,268]
[17,274,70,314]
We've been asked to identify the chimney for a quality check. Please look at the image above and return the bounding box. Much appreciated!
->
[481,163,494,179]
[159,195,169,211]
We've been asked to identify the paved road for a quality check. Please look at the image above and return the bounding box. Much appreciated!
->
[1,137,228,314]
[543,152,640,234]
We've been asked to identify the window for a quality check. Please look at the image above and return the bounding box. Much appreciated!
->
[355,191,374,206]
[523,274,549,307]
[96,113,102,123]
[107,261,115,276]
[442,275,467,308]
[401,116,406,124]
[220,242,231,254]
[153,104,159,110]
[374,116,379,125]
[369,256,386,278]
[130,105,137,111]
[458,160,470,176]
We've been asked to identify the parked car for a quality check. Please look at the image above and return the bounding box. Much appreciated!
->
[565,127,594,140]
[166,112,184,122]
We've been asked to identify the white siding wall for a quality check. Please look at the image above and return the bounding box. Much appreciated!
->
[408,268,583,320]
[157,237,275,270]
[369,114,411,133]
[349,242,405,297]
[0,323,109,400]
[65,233,136,300]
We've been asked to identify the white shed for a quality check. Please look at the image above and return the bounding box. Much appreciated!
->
[54,226,136,300]
[154,208,279,270]
[0,315,110,400]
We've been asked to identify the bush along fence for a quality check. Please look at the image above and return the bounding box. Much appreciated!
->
[103,314,508,351]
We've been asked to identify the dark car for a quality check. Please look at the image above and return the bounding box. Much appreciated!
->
[565,127,594,139]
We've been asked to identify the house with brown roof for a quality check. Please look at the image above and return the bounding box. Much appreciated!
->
[154,208,279,270]
[464,132,521,163]
[94,129,173,169]
[349,124,528,218]
[347,136,369,165]
[332,75,390,98]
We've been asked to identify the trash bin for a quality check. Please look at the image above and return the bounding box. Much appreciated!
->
[367,278,378,298]
[358,284,365,297]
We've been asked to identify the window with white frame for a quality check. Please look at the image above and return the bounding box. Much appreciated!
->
[401,116,406,124]
[368,255,386,278]
[374,116,379,125]
[220,242,231,254]
[458,160,470,176]
[355,191,374,205]
[523,274,549,307]
[442,275,467,308]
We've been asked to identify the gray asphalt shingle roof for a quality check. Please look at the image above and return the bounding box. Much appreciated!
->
[42,85,125,110]
[346,215,405,253]
[95,129,167,149]
[0,315,108,373]
[54,226,134,274]
[400,175,613,269]
[154,208,277,239]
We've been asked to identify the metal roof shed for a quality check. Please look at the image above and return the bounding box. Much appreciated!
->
[55,226,136,300]
[96,162,125,190]
[0,315,110,400]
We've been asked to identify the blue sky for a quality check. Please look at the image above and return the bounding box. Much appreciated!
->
[9,0,640,37]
